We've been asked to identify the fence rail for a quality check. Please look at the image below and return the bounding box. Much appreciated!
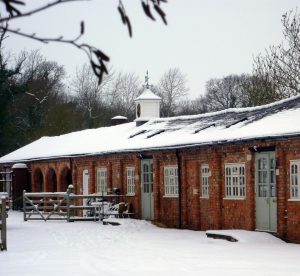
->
[23,185,133,222]
[0,197,7,250]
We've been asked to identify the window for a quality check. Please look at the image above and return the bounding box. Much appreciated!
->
[291,161,300,199]
[225,163,246,198]
[97,168,107,194]
[127,167,135,195]
[164,166,178,197]
[201,165,210,198]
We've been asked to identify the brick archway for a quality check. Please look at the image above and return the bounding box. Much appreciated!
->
[59,167,72,192]
[33,168,44,192]
[46,168,57,192]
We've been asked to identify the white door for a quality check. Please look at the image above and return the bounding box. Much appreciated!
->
[255,152,277,232]
[141,159,154,220]
[82,170,89,216]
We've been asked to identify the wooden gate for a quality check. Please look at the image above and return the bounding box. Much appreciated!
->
[23,185,133,222]
[23,191,68,221]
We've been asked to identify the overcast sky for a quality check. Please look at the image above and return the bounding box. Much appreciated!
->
[5,0,299,98]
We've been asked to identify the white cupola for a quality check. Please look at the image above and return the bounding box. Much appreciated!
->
[134,72,161,126]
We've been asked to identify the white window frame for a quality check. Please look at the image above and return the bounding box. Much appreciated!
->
[126,167,135,195]
[164,166,178,197]
[97,168,107,194]
[225,163,246,199]
[290,160,300,200]
[201,165,210,198]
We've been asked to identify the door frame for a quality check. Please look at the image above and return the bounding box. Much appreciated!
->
[141,159,154,220]
[255,151,277,232]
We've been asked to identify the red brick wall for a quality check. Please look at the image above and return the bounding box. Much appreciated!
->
[22,137,300,243]
[281,140,300,242]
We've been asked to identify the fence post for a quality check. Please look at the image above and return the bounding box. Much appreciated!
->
[1,197,7,250]
[67,184,74,222]
[23,190,27,222]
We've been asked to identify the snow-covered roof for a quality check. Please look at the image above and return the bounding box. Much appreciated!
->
[134,89,161,101]
[1,95,300,163]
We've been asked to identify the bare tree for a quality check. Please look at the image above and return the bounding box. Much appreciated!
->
[253,9,300,98]
[239,75,278,107]
[177,96,209,116]
[155,68,189,117]
[204,75,246,111]
[0,0,168,84]
[108,72,142,119]
[71,64,112,128]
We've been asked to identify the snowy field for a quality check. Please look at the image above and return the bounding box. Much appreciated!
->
[1,212,300,276]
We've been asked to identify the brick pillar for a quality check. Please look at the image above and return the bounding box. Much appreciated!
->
[180,157,188,228]
[44,167,51,192]
[209,149,222,229]
[108,162,113,193]
[91,161,96,193]
[57,168,62,192]
[186,159,200,229]
[135,155,141,218]
[246,149,255,230]
[153,155,160,223]
[114,159,123,193]
[72,161,78,192]
[276,145,287,238]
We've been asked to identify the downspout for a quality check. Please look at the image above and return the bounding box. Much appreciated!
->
[176,149,182,229]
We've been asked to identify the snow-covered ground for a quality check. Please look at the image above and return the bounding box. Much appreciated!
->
[1,212,300,276]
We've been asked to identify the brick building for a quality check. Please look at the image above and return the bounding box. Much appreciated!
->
[1,89,300,242]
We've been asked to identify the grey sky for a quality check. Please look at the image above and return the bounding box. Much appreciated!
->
[5,0,299,98]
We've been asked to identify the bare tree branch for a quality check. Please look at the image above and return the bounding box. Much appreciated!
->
[0,0,168,85]
[0,0,87,22]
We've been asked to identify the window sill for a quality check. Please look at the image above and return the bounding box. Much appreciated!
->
[288,199,300,202]
[163,195,179,198]
[126,193,136,197]
[200,196,209,199]
[223,197,246,201]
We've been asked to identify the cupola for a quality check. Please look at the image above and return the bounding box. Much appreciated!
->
[134,71,161,126]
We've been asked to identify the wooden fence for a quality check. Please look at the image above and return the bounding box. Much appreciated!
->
[23,185,133,222]
[0,197,7,250]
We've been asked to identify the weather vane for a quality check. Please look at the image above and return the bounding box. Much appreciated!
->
[144,70,152,89]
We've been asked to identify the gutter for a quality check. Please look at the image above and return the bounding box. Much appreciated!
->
[175,149,182,229]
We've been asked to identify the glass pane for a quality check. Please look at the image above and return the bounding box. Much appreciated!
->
[270,171,275,183]
[270,158,275,169]
[262,171,267,183]
[258,171,262,183]
[259,185,267,197]
[262,158,267,170]
[270,184,276,197]
[258,159,262,170]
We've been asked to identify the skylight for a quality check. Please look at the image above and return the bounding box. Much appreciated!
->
[128,130,147,139]
[225,117,248,128]
[194,124,216,134]
[146,129,165,139]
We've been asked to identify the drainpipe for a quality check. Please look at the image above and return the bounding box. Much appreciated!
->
[176,149,182,229]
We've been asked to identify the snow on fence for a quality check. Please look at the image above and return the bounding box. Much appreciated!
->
[23,185,134,222]
[0,197,7,250]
